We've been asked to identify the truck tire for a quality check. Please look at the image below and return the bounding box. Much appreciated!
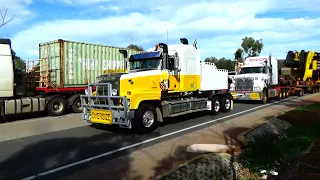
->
[284,89,289,98]
[68,94,82,113]
[281,89,285,99]
[298,90,304,96]
[276,90,282,100]
[262,90,268,104]
[209,96,220,115]
[46,97,67,116]
[219,94,232,112]
[132,103,158,133]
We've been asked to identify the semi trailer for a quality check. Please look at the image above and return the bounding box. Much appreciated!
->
[81,38,234,133]
[230,50,320,104]
[0,38,139,119]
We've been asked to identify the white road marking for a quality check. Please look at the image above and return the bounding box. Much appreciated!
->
[22,96,303,180]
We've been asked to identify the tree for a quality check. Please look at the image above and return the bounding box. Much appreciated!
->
[12,50,26,72]
[234,48,244,62]
[0,8,14,28]
[204,57,235,71]
[204,56,218,63]
[127,44,144,51]
[241,36,264,57]
[235,37,264,58]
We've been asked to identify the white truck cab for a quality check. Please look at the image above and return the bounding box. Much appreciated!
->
[0,39,15,97]
[230,55,279,103]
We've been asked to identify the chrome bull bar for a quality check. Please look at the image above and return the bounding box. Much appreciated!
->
[80,83,133,128]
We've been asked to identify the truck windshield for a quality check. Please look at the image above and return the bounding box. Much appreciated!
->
[240,67,265,74]
[130,58,161,71]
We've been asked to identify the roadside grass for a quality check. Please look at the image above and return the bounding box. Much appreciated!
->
[238,103,320,174]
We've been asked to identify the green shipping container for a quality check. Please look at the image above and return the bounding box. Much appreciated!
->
[38,39,140,88]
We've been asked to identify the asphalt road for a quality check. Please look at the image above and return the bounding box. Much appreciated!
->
[0,99,298,180]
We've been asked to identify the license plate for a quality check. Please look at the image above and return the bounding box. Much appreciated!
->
[90,109,112,124]
[250,92,260,99]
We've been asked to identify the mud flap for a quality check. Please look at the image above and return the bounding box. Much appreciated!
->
[231,100,234,110]
[155,107,163,122]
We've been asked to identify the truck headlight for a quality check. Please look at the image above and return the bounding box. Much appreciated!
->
[112,89,118,96]
[254,87,261,90]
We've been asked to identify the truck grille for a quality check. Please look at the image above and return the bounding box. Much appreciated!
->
[235,77,253,91]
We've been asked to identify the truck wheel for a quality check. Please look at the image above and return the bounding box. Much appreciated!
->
[298,90,304,96]
[219,94,232,112]
[276,90,282,100]
[285,89,289,98]
[47,97,67,116]
[132,103,158,133]
[262,90,268,104]
[68,94,82,113]
[210,96,220,115]
[281,89,285,99]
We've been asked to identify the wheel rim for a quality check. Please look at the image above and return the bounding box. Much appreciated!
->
[142,110,154,128]
[225,99,231,110]
[76,100,81,109]
[214,100,220,112]
[53,102,63,113]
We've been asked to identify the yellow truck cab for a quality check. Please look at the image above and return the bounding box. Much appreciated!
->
[81,38,233,133]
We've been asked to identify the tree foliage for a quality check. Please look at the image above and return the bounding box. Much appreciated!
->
[234,48,244,62]
[235,37,264,60]
[127,44,144,51]
[204,57,235,71]
[241,37,264,57]
[12,50,26,72]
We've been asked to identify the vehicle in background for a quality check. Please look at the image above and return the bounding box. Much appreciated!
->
[0,39,140,119]
[81,38,234,133]
[230,51,320,104]
[228,71,236,80]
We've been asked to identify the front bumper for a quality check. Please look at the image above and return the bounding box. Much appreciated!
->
[230,91,263,101]
[81,83,134,128]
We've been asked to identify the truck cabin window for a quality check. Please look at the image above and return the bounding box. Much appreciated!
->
[129,58,161,72]
[240,67,266,74]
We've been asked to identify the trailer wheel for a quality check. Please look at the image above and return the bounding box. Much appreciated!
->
[132,103,158,133]
[68,94,82,113]
[209,96,220,115]
[262,90,268,104]
[281,89,286,99]
[298,90,304,96]
[219,94,232,112]
[47,97,67,116]
[284,89,289,98]
[276,90,282,100]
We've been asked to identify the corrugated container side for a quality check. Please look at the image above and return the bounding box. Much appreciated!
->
[39,39,140,88]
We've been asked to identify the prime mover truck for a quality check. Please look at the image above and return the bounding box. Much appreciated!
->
[81,38,234,133]
[230,50,320,103]
[0,39,139,119]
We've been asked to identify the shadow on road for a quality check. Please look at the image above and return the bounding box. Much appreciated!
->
[0,129,161,180]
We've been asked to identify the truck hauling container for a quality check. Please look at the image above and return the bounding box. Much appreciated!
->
[81,38,234,133]
[0,38,139,119]
[230,50,320,104]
